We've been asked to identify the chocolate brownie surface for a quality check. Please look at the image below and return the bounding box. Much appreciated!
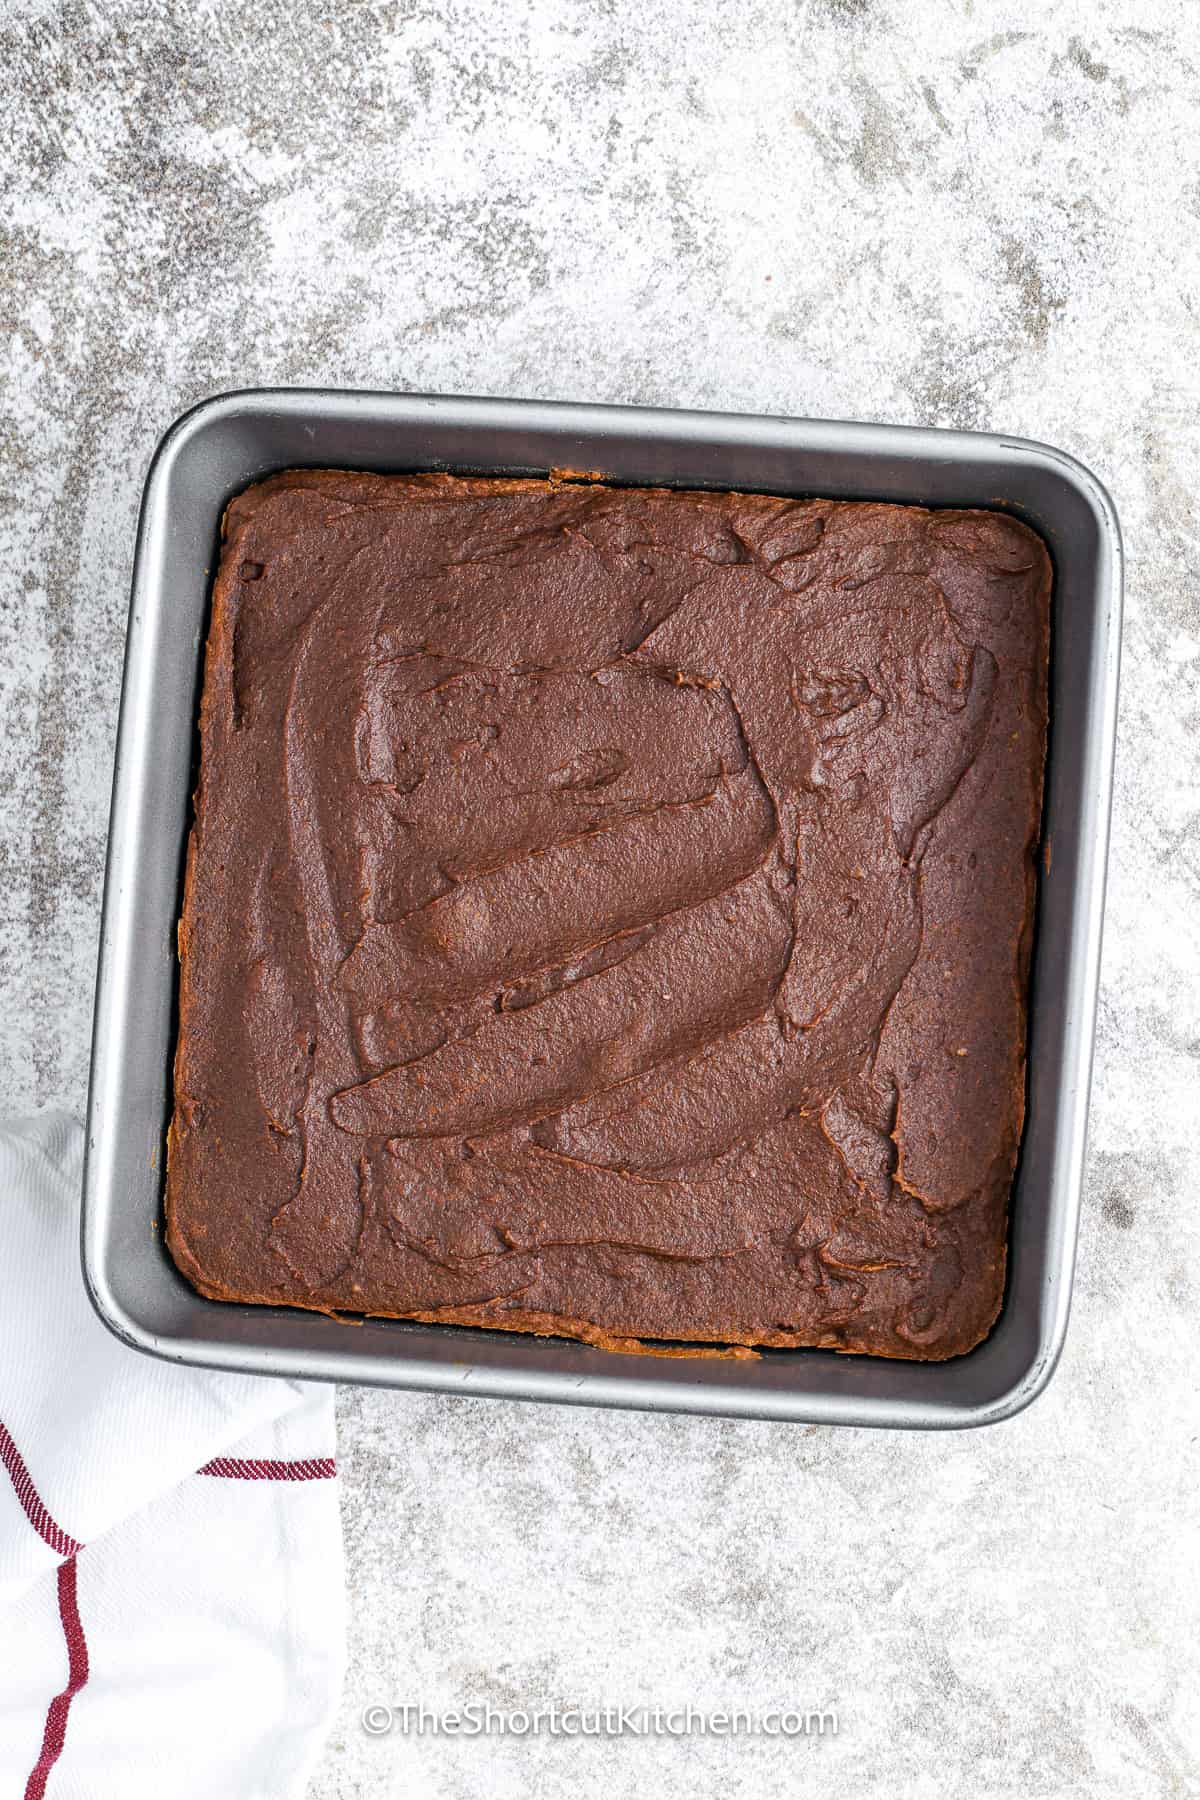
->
[166,471,1050,1359]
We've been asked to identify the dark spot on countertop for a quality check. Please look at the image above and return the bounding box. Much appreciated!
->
[960,31,1033,79]
[1068,37,1111,83]
[813,0,872,19]
[998,234,1066,350]
[1101,1191,1135,1231]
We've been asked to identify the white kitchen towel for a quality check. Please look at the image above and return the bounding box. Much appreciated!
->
[0,1111,345,1799]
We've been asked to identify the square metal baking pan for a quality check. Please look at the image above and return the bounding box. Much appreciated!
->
[82,389,1122,1428]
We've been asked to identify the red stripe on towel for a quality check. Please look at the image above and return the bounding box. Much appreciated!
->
[24,1555,90,1800]
[197,1455,336,1481]
[0,1420,82,1558]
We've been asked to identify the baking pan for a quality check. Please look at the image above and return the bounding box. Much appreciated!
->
[82,389,1122,1428]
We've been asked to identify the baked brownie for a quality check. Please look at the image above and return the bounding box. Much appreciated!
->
[166,471,1050,1359]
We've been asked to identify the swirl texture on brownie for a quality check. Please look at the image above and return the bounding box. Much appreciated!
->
[166,471,1050,1359]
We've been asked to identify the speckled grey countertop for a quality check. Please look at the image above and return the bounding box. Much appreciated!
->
[2,2,1198,1795]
